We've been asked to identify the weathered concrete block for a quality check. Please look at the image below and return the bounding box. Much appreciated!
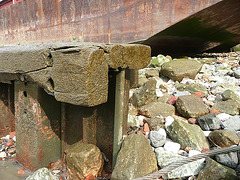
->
[51,46,109,106]
[0,43,151,106]
[15,82,61,171]
[0,44,51,73]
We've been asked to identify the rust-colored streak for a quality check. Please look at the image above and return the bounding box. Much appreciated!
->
[0,84,14,138]
[0,0,223,45]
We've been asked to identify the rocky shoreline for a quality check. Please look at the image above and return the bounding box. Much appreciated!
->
[113,52,240,180]
[1,51,240,179]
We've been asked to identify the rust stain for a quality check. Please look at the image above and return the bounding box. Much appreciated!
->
[0,0,227,46]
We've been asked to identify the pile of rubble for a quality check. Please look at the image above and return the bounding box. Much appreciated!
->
[112,52,240,180]
[0,132,16,160]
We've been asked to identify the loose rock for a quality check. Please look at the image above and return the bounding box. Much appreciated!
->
[111,134,158,180]
[149,129,167,148]
[211,99,240,115]
[197,113,221,131]
[214,147,238,169]
[166,118,210,151]
[26,168,58,180]
[138,101,175,118]
[160,59,202,82]
[208,130,239,147]
[131,79,157,107]
[66,142,104,180]
[197,158,238,180]
[176,95,209,118]
[221,115,240,131]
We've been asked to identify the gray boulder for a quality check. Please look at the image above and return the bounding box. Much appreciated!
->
[197,113,221,131]
[160,59,202,82]
[112,134,158,180]
[176,95,209,118]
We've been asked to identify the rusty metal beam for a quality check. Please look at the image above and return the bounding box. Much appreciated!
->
[15,82,61,171]
[0,83,14,137]
[0,0,222,47]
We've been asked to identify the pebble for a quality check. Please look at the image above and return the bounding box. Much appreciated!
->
[163,141,181,154]
[165,116,174,127]
[148,129,166,148]
[0,152,7,158]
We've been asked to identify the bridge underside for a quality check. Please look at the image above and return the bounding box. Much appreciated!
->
[0,0,239,56]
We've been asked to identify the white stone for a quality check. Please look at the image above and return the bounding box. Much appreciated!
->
[155,78,164,88]
[13,136,16,142]
[165,116,174,127]
[173,91,191,97]
[155,147,184,168]
[203,131,211,137]
[155,147,205,179]
[137,115,146,126]
[164,141,180,154]
[129,89,135,99]
[127,114,139,128]
[3,135,10,140]
[180,78,195,84]
[221,115,240,131]
[149,128,166,148]
[217,113,232,121]
[189,150,201,157]
[0,152,7,158]
[156,89,163,97]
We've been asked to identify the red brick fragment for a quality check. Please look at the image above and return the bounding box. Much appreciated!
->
[85,174,95,180]
[188,118,197,124]
[201,149,210,153]
[5,141,14,147]
[17,168,25,175]
[194,92,204,98]
[167,96,178,105]
[210,110,219,114]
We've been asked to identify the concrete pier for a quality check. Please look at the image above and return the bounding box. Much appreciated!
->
[0,42,151,171]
